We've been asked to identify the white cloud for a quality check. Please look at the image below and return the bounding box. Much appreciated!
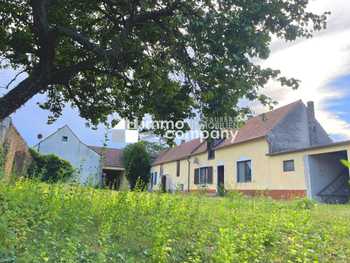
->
[258,0,350,140]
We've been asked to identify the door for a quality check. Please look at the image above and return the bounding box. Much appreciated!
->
[217,165,224,190]
[161,175,167,193]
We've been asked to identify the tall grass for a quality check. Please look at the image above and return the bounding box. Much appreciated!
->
[0,146,5,180]
[0,180,350,262]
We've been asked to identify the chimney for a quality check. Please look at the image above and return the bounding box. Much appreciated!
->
[180,139,186,144]
[307,101,315,119]
[306,101,317,145]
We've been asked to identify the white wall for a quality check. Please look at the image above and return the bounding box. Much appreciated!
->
[35,126,102,185]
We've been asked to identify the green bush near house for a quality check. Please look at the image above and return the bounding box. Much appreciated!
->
[27,149,75,183]
[341,159,350,168]
[1,180,350,262]
[122,142,151,190]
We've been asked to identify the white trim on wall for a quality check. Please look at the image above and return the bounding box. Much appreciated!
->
[303,155,313,199]
[216,160,224,166]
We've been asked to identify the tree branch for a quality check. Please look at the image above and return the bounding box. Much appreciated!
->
[5,70,27,89]
[0,60,97,120]
[56,26,113,59]
[50,60,97,85]
[0,72,46,120]
[30,0,56,80]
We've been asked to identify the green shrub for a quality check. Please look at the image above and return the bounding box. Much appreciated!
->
[217,183,226,197]
[294,198,316,210]
[226,190,244,200]
[27,149,75,183]
[122,142,151,190]
[341,159,350,168]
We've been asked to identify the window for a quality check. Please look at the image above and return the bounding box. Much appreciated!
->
[283,160,295,172]
[62,136,68,142]
[194,167,213,185]
[208,148,215,160]
[237,160,252,183]
[207,140,215,160]
[176,160,180,177]
[154,172,158,185]
[150,172,154,188]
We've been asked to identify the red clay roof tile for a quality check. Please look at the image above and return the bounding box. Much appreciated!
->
[88,146,124,168]
[153,100,302,165]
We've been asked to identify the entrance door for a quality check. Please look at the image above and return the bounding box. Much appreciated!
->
[217,165,224,190]
[161,176,167,192]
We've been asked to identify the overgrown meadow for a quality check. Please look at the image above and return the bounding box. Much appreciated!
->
[1,180,350,263]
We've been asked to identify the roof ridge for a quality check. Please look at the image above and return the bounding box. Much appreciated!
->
[33,125,68,147]
[88,145,123,151]
[254,100,302,117]
[243,100,302,132]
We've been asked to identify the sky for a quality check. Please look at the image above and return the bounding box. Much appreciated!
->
[1,0,350,147]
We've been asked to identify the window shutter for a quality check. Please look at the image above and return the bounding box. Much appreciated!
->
[176,160,180,177]
[194,168,199,184]
[207,167,213,184]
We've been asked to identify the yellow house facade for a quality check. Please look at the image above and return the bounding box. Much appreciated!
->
[150,100,350,203]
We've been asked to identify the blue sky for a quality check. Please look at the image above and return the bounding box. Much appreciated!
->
[1,0,350,147]
[327,76,350,122]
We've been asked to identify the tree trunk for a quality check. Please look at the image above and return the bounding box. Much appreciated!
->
[0,75,46,121]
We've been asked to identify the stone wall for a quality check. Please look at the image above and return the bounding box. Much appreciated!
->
[0,118,32,179]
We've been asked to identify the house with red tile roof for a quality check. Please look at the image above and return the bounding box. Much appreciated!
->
[34,125,127,189]
[151,100,350,203]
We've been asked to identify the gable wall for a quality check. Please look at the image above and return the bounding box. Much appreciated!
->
[312,121,332,145]
[267,103,310,153]
[35,127,101,185]
[267,103,332,153]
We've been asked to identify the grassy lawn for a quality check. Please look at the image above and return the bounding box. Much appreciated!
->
[1,181,350,262]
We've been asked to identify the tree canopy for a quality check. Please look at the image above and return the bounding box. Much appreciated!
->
[122,142,151,190]
[0,0,328,131]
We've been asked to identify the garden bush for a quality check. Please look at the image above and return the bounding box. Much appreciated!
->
[122,142,151,190]
[27,149,75,183]
[1,180,350,262]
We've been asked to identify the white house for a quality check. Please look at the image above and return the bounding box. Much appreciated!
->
[35,125,101,185]
[34,125,127,188]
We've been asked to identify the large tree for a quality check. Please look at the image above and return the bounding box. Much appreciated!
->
[0,1,328,129]
[122,142,151,190]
